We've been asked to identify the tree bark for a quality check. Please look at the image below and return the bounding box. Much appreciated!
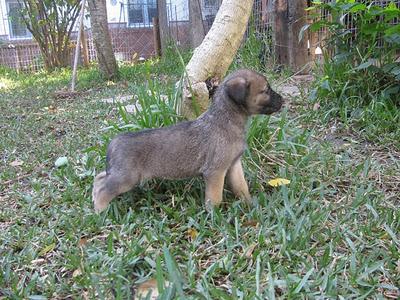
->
[275,0,289,67]
[189,0,205,48]
[87,0,119,79]
[288,0,309,73]
[157,0,171,55]
[181,0,255,119]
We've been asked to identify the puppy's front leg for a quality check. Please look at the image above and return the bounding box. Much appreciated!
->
[204,170,227,209]
[227,159,251,202]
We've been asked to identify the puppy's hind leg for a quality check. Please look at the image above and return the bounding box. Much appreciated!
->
[92,171,139,213]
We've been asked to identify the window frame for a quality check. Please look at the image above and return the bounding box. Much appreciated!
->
[127,0,157,28]
[6,0,32,40]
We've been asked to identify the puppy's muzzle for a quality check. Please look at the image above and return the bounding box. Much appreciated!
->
[263,89,284,114]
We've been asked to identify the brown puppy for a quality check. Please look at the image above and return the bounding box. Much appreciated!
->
[93,69,283,212]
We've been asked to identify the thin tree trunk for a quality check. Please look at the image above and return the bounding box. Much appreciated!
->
[87,0,119,79]
[288,0,309,73]
[181,0,255,119]
[275,0,289,67]
[157,0,171,55]
[189,0,205,48]
[80,27,90,67]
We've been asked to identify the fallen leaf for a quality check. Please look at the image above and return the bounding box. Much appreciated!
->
[187,228,198,241]
[78,237,88,247]
[135,279,159,300]
[268,178,291,187]
[313,102,320,111]
[48,105,57,113]
[10,160,23,167]
[242,220,259,227]
[31,258,46,265]
[55,156,68,167]
[244,243,257,258]
[72,268,82,278]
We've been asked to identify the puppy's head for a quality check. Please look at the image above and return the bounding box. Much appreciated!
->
[224,69,283,115]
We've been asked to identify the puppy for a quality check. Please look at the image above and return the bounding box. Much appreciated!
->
[93,69,283,212]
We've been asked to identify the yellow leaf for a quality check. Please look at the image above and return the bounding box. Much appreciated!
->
[135,279,159,300]
[72,268,82,278]
[268,178,291,187]
[187,228,198,241]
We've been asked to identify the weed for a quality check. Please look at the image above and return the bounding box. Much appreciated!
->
[304,0,400,147]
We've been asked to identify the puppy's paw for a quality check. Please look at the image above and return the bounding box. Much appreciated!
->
[93,198,109,213]
[205,198,222,212]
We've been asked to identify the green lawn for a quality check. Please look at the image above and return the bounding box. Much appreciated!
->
[0,59,399,299]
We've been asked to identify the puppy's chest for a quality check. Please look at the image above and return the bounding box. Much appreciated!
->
[208,136,246,165]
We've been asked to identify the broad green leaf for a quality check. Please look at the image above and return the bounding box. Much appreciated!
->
[354,60,374,70]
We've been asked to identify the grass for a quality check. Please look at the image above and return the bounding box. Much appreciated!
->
[0,48,399,299]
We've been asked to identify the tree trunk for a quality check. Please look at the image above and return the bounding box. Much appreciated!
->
[157,0,171,55]
[274,0,309,72]
[87,0,119,79]
[288,0,309,73]
[189,0,205,48]
[275,0,289,67]
[180,0,255,119]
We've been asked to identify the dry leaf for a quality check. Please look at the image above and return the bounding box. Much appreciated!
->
[243,220,259,228]
[78,237,88,247]
[10,160,23,167]
[72,268,82,278]
[48,105,57,113]
[244,243,257,258]
[268,178,291,187]
[31,258,46,265]
[135,279,159,300]
[187,228,198,241]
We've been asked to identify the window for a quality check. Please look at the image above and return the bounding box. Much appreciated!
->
[204,0,219,8]
[6,1,31,39]
[128,0,157,27]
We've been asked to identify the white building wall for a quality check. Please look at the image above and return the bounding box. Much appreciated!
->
[0,0,10,37]
[107,0,124,23]
[167,0,188,21]
[0,0,192,40]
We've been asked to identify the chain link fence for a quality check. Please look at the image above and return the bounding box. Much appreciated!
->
[1,1,397,72]
[0,0,271,72]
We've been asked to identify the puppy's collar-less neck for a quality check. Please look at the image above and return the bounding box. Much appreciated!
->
[207,93,248,132]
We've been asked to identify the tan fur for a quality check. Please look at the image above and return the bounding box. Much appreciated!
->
[227,159,251,202]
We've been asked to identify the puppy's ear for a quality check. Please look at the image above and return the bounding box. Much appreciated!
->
[225,77,250,104]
